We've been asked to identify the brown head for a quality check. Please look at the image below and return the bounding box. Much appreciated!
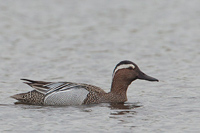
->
[111,60,158,93]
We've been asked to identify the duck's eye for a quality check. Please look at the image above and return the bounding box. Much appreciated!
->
[128,67,133,70]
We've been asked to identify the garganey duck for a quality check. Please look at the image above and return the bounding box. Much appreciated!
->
[11,60,158,106]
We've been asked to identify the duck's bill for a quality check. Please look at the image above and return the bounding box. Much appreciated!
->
[138,71,159,82]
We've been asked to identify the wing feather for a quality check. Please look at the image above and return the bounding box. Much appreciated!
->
[21,79,82,95]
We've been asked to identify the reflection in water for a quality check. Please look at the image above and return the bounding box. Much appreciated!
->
[108,103,141,127]
[108,102,141,116]
[109,102,141,109]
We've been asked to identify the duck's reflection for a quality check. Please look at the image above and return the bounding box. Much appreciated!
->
[109,102,141,109]
[108,102,141,116]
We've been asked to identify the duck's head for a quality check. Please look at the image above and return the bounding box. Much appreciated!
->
[112,60,159,85]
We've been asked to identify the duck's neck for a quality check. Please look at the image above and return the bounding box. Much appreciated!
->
[110,78,130,94]
[103,75,132,103]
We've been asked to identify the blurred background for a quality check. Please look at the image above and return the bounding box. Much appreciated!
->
[0,0,199,132]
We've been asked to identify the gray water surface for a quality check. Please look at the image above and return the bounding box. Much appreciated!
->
[0,0,200,132]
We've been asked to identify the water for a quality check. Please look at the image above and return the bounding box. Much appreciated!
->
[0,0,200,132]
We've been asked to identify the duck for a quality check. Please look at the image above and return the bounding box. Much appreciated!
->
[11,60,158,106]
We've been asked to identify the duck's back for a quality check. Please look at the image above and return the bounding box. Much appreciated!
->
[44,84,106,106]
[11,79,106,106]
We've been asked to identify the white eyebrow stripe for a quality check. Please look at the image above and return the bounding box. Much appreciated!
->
[114,64,135,74]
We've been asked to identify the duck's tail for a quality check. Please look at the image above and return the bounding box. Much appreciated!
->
[11,90,45,105]
[10,93,24,100]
